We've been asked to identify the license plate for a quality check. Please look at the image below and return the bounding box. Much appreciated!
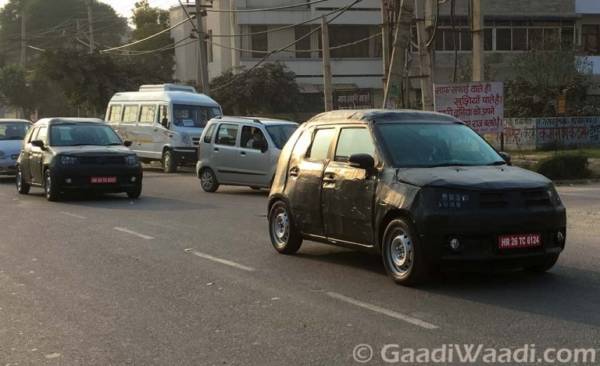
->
[498,233,541,249]
[91,177,117,184]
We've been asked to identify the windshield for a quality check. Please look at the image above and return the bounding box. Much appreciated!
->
[266,124,298,149]
[0,122,30,141]
[50,124,123,147]
[173,105,222,128]
[376,123,504,168]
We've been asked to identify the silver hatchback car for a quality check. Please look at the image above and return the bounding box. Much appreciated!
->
[196,117,298,192]
[0,119,32,177]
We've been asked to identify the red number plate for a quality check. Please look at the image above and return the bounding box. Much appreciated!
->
[498,233,542,249]
[91,177,117,184]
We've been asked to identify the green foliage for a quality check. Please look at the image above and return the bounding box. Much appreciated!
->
[536,154,592,180]
[0,0,126,64]
[210,63,302,115]
[506,50,597,117]
[0,64,34,115]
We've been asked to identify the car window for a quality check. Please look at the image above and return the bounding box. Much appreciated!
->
[266,124,297,149]
[139,105,157,124]
[108,105,123,123]
[36,127,48,143]
[240,126,267,150]
[306,128,335,161]
[0,122,30,141]
[50,124,122,146]
[203,124,216,143]
[123,105,139,123]
[335,128,376,162]
[215,124,239,146]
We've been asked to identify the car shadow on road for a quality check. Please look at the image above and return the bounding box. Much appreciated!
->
[295,246,600,327]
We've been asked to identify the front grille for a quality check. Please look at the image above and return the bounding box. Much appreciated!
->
[479,191,508,208]
[522,189,551,207]
[78,156,126,165]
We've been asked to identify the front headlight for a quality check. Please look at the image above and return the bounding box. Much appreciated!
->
[0,150,5,159]
[180,132,191,145]
[438,191,471,209]
[547,184,562,205]
[60,156,78,165]
[125,155,139,166]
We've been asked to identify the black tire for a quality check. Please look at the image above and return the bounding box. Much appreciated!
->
[268,200,303,254]
[16,166,30,195]
[200,168,219,192]
[127,183,142,199]
[44,169,61,202]
[525,254,559,273]
[162,150,177,173]
[381,218,430,286]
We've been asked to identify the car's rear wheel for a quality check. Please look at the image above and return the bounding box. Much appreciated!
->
[382,218,429,286]
[200,168,219,192]
[127,183,142,199]
[268,201,302,254]
[16,166,30,194]
[162,150,177,173]
[44,169,61,202]
[525,254,559,273]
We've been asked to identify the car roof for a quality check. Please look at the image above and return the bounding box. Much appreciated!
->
[210,116,297,127]
[0,119,32,124]
[307,109,461,126]
[34,118,106,126]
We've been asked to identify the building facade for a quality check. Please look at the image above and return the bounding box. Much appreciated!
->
[170,0,600,111]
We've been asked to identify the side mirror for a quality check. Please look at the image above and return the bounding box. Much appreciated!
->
[31,140,45,149]
[124,140,133,147]
[499,152,512,165]
[349,153,375,171]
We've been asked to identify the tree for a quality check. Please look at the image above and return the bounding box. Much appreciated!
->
[505,50,596,117]
[210,63,302,116]
[0,0,127,64]
[0,64,35,116]
[125,0,174,82]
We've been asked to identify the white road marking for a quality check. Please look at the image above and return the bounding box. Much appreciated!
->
[60,211,86,220]
[184,248,255,272]
[113,227,155,240]
[326,291,439,330]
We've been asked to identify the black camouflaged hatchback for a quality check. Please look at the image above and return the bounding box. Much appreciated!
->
[267,110,566,286]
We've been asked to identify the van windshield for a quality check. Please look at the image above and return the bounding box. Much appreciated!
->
[173,105,222,128]
[376,123,504,168]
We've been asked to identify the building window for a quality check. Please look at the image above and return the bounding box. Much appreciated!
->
[582,25,599,54]
[295,26,313,58]
[329,25,370,58]
[250,25,268,58]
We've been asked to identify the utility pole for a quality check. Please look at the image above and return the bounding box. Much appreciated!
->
[472,0,484,81]
[380,0,391,88]
[196,1,210,93]
[229,0,240,71]
[382,0,414,109]
[416,0,435,110]
[20,12,26,67]
[321,16,333,111]
[87,0,95,54]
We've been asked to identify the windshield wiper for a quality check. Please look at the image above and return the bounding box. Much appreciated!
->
[428,163,474,168]
[487,161,507,166]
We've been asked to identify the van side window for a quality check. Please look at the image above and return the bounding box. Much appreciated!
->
[203,124,216,143]
[306,128,335,161]
[335,128,376,162]
[158,105,168,126]
[108,105,123,123]
[215,124,238,146]
[123,105,139,123]
[139,105,157,124]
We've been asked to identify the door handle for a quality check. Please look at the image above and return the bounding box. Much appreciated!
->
[214,147,220,152]
[289,167,299,177]
[323,173,336,183]
[240,151,246,156]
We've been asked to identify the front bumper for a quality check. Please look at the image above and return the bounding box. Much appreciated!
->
[0,159,17,176]
[415,205,567,269]
[172,147,198,166]
[52,165,143,193]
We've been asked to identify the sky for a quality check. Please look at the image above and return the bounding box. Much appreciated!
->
[0,0,175,18]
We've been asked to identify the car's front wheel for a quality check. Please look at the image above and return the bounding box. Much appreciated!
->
[381,218,429,286]
[268,201,302,254]
[16,166,30,195]
[127,183,142,199]
[200,168,219,192]
[44,169,61,202]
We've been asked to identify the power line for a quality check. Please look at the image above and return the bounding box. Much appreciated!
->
[100,17,191,53]
[205,0,332,13]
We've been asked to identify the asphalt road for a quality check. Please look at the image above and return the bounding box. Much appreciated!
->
[1,171,600,365]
